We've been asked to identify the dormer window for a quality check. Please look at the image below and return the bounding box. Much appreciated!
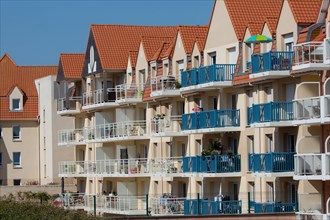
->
[12,99,20,111]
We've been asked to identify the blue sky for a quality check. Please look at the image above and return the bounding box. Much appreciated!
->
[0,0,214,66]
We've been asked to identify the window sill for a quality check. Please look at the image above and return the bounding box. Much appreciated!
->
[10,110,23,113]
[13,139,22,142]
[13,166,22,169]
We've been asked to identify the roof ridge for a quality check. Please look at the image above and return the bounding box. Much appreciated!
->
[60,53,85,55]
[91,24,178,28]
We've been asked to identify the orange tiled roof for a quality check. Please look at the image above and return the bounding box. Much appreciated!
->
[90,25,177,70]
[177,25,209,54]
[247,22,264,36]
[265,17,279,34]
[150,42,172,61]
[128,51,138,68]
[141,36,174,61]
[0,54,57,120]
[288,0,322,25]
[59,53,85,79]
[224,0,283,41]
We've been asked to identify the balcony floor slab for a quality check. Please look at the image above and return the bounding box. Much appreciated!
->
[57,110,81,116]
[249,70,290,80]
[91,136,150,143]
[180,81,232,94]
[252,172,294,177]
[292,118,321,126]
[250,121,292,128]
[116,98,142,105]
[150,90,180,98]
[292,63,330,72]
[293,175,330,181]
[182,127,241,134]
[151,132,187,137]
[82,102,119,111]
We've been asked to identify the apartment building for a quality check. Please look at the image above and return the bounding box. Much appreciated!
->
[0,54,75,186]
[57,0,330,218]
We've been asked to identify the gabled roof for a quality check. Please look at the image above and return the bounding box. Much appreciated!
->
[90,25,177,70]
[247,22,264,36]
[176,25,209,54]
[59,53,85,79]
[128,51,138,68]
[0,53,57,120]
[224,0,283,41]
[265,17,279,35]
[150,42,172,61]
[288,0,322,25]
[140,36,174,61]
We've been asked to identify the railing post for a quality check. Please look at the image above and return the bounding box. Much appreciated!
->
[146,194,149,216]
[197,193,200,215]
[93,195,96,216]
[248,192,251,213]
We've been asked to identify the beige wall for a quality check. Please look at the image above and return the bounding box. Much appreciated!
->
[172,32,188,77]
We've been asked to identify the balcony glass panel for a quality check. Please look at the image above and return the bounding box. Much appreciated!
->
[151,76,179,93]
[293,97,320,120]
[184,200,242,215]
[294,154,330,176]
[57,97,81,112]
[82,88,116,106]
[293,42,324,65]
[251,51,293,73]
[115,84,142,101]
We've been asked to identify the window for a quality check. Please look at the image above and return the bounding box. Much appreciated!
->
[248,135,254,154]
[193,56,199,68]
[227,47,237,64]
[0,152,2,165]
[248,90,253,107]
[13,126,21,140]
[140,70,146,86]
[177,60,184,74]
[152,66,156,78]
[266,87,273,102]
[283,33,293,51]
[266,134,273,152]
[208,52,216,65]
[12,99,20,111]
[13,152,21,167]
[0,126,2,139]
[248,182,255,202]
[164,63,169,76]
[13,179,21,186]
[0,180,2,186]
[267,182,274,202]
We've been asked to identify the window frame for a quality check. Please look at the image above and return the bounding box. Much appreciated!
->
[13,152,21,168]
[12,98,21,111]
[13,179,21,186]
[12,125,21,140]
[0,152,2,166]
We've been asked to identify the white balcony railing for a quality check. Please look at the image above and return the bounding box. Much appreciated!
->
[325,95,330,117]
[59,157,184,177]
[82,88,116,106]
[58,129,88,146]
[93,120,147,141]
[324,38,330,64]
[150,115,182,134]
[150,196,185,215]
[150,76,180,97]
[294,42,324,66]
[115,83,143,102]
[57,97,81,113]
[294,154,330,179]
[293,97,321,119]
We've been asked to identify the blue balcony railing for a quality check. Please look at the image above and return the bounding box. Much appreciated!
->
[248,101,293,124]
[183,154,241,173]
[251,51,293,74]
[182,109,240,131]
[184,199,242,215]
[181,64,236,87]
[248,152,295,172]
[253,202,297,213]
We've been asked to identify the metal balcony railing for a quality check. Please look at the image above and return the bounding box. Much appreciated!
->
[325,95,330,117]
[293,97,321,120]
[248,101,293,124]
[182,109,240,131]
[251,51,293,73]
[58,128,88,145]
[248,152,295,172]
[294,154,330,177]
[82,88,116,106]
[59,157,184,176]
[183,154,241,173]
[293,42,324,66]
[115,83,143,101]
[150,75,179,94]
[324,38,330,63]
[150,115,182,134]
[184,199,242,215]
[150,196,185,215]
[253,202,297,213]
[181,64,235,87]
[57,97,81,112]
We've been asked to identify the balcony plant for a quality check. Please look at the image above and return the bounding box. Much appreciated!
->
[154,114,165,120]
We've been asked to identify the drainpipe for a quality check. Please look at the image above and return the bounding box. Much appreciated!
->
[37,82,41,185]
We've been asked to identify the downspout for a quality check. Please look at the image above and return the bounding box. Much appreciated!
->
[37,82,41,185]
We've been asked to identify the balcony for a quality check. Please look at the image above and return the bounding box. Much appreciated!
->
[294,153,330,180]
[59,157,184,177]
[150,196,185,215]
[293,42,328,72]
[252,202,297,213]
[82,88,118,111]
[184,199,242,215]
[324,38,330,64]
[150,115,183,137]
[248,152,295,176]
[247,101,293,127]
[115,83,143,104]
[250,51,293,80]
[292,95,330,125]
[182,109,240,134]
[180,64,235,94]
[92,120,148,142]
[58,128,87,146]
[182,154,241,177]
[57,97,81,116]
[150,76,180,98]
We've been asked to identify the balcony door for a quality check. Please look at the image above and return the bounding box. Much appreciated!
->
[285,83,296,102]
[227,47,237,64]
[288,183,297,203]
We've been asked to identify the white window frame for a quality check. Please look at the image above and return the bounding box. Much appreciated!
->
[12,126,21,140]
[0,152,2,166]
[13,152,21,168]
[0,126,2,139]
[12,99,21,111]
[13,179,21,186]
